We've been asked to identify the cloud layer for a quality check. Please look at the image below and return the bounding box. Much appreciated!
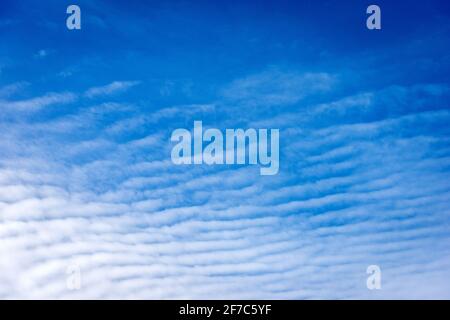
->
[0,69,449,299]
[1,0,449,299]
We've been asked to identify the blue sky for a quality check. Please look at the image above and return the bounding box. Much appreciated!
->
[0,0,450,298]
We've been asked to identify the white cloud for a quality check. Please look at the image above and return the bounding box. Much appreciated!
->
[0,82,29,98]
[0,92,76,112]
[84,81,140,98]
[0,77,449,299]
[34,49,49,58]
[222,69,334,106]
